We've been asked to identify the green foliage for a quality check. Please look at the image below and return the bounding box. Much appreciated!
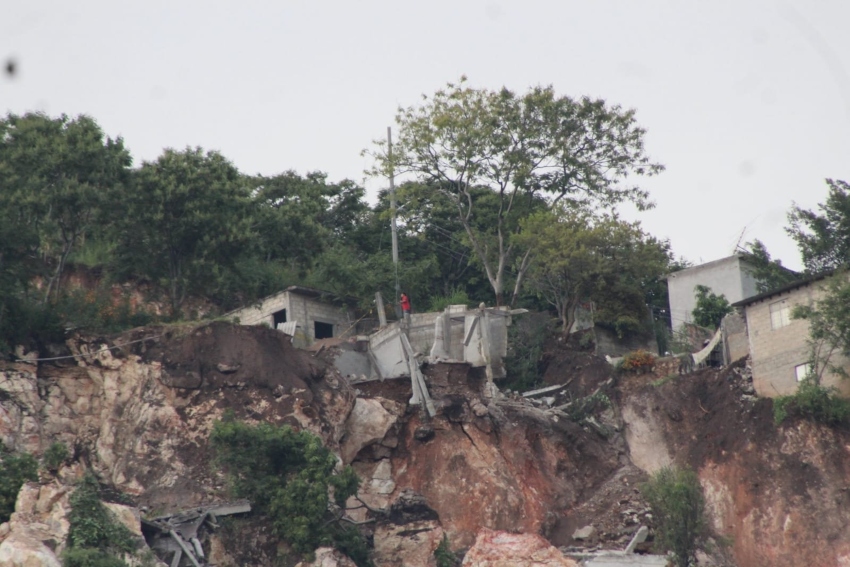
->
[42,442,69,473]
[791,272,850,382]
[434,534,458,567]
[691,285,732,330]
[773,378,850,425]
[641,466,707,567]
[563,392,611,423]
[0,446,38,523]
[739,240,799,294]
[65,474,135,560]
[210,419,368,564]
[368,78,662,305]
[112,147,255,316]
[503,314,552,392]
[428,288,471,312]
[518,206,672,336]
[55,288,155,334]
[787,179,850,273]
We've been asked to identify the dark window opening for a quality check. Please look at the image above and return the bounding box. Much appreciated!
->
[273,309,287,329]
[314,321,334,339]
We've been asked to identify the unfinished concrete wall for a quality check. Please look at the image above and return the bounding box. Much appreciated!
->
[666,255,758,331]
[744,282,850,397]
[226,289,352,348]
[721,312,749,365]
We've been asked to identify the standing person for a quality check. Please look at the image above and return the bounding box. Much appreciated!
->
[400,292,411,316]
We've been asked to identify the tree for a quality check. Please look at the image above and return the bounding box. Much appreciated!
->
[641,466,707,567]
[0,113,131,302]
[691,285,732,329]
[517,206,672,335]
[787,179,850,273]
[113,148,253,315]
[790,272,850,382]
[210,419,368,565]
[368,78,663,305]
[739,239,799,294]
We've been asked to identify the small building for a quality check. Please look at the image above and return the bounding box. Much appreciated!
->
[665,254,760,331]
[226,286,355,348]
[731,273,850,397]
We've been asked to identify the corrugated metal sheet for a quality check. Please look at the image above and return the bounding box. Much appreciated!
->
[277,321,298,336]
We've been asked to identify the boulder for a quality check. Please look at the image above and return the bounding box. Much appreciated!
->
[461,529,578,567]
[295,546,358,567]
[340,398,398,463]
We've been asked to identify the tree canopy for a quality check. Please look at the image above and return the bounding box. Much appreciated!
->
[368,78,663,305]
[787,179,850,274]
[516,205,672,335]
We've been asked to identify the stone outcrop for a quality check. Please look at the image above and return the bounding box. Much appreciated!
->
[295,547,358,567]
[461,529,578,566]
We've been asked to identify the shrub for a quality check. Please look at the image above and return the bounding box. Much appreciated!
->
[428,288,471,313]
[434,534,458,567]
[42,441,69,473]
[503,314,552,392]
[0,446,38,523]
[63,473,136,567]
[642,466,707,567]
[620,350,655,372]
[773,378,850,425]
[210,418,369,565]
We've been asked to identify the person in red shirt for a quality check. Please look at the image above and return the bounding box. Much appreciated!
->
[400,293,411,316]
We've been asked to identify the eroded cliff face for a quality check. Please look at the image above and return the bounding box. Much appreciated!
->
[3,323,850,566]
[619,360,850,567]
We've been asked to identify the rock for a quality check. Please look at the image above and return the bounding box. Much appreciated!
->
[374,520,443,567]
[340,398,398,463]
[414,425,435,442]
[387,489,439,525]
[571,525,596,540]
[0,531,62,567]
[461,529,578,566]
[295,546,358,567]
[471,400,489,418]
[215,362,240,374]
[103,502,142,537]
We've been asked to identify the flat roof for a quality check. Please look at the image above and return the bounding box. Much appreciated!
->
[731,271,829,308]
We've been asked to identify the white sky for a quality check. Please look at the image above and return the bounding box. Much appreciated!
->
[4,1,850,271]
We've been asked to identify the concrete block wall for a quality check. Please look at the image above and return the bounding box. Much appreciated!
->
[721,312,749,364]
[667,255,758,331]
[227,292,287,327]
[746,283,850,397]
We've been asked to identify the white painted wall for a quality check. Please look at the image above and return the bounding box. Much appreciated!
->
[666,255,758,331]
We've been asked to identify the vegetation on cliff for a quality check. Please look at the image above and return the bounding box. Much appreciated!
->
[210,417,370,565]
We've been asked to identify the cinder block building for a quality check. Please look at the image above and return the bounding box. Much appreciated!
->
[665,254,760,331]
[732,273,850,397]
[226,286,355,348]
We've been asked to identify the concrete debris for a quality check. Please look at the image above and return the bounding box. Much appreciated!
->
[141,500,250,567]
[572,525,597,540]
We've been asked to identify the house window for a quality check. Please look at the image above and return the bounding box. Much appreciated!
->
[314,321,334,339]
[770,300,791,330]
[795,363,812,382]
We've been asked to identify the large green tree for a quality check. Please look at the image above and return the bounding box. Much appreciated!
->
[368,78,663,305]
[113,148,253,314]
[516,206,671,334]
[0,113,131,302]
[739,239,799,294]
[787,179,850,273]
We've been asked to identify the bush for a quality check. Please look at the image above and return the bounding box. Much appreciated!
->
[55,288,154,334]
[434,534,458,567]
[620,350,655,372]
[428,288,471,313]
[64,473,136,567]
[773,378,850,425]
[210,418,369,565]
[503,314,552,392]
[641,466,707,567]
[0,446,38,523]
[42,441,69,473]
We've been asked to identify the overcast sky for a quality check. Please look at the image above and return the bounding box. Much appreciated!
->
[4,1,850,271]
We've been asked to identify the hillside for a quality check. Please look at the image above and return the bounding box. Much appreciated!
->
[1,322,849,566]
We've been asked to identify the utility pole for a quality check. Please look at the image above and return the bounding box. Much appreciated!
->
[388,127,401,318]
